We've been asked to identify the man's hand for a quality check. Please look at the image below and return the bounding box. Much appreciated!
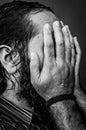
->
[30,21,86,130]
[74,37,81,89]
[73,37,86,115]
[30,21,75,101]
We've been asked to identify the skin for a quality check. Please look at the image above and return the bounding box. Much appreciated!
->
[29,11,86,129]
[29,11,75,100]
[29,11,86,114]
[28,11,57,68]
[0,10,86,129]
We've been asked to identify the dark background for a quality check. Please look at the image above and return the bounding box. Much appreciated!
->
[0,0,86,91]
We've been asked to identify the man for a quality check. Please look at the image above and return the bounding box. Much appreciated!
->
[0,1,86,130]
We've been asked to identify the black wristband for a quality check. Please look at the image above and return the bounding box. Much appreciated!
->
[46,94,76,108]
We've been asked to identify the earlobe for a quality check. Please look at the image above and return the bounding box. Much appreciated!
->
[0,45,20,74]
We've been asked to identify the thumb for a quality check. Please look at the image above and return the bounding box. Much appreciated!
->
[30,52,40,84]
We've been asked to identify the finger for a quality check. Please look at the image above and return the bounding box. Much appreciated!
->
[30,52,40,85]
[53,21,65,62]
[62,25,71,64]
[67,27,75,66]
[74,37,81,75]
[43,24,55,66]
[71,38,75,67]
[67,25,73,43]
[60,21,64,27]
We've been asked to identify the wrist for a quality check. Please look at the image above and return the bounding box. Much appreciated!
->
[46,94,75,108]
[49,99,75,113]
[49,99,76,128]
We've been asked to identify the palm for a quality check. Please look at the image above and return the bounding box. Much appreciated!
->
[30,22,78,101]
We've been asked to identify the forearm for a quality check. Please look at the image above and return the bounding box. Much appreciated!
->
[74,86,86,114]
[49,100,86,130]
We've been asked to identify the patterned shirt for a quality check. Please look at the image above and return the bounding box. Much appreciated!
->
[0,97,49,130]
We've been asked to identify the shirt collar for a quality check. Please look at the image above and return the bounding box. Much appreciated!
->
[0,96,33,125]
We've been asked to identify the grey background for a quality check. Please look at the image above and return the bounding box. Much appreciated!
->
[0,0,86,91]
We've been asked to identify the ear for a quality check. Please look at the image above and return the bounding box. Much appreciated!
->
[0,45,20,74]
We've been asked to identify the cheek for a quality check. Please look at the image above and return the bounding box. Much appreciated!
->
[28,35,44,69]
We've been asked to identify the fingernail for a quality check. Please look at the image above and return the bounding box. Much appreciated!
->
[74,36,77,39]
[62,25,68,33]
[60,21,64,27]
[65,25,70,34]
[54,21,60,26]
[74,36,78,41]
[67,25,70,32]
[44,23,50,29]
[66,25,69,30]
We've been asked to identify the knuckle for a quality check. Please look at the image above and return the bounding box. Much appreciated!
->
[71,43,74,48]
[59,41,64,46]
[66,46,71,50]
[57,38,64,46]
[46,42,53,49]
[48,51,54,58]
[55,31,64,45]
[46,59,54,68]
[56,59,64,67]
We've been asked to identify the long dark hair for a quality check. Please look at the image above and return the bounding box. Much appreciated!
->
[0,1,54,128]
[0,0,53,104]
